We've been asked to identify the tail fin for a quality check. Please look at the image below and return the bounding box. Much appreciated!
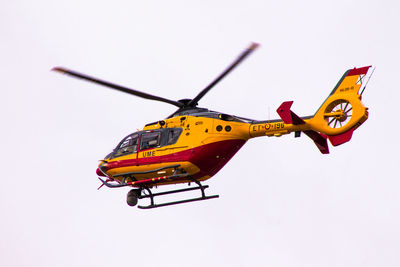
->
[308,66,371,144]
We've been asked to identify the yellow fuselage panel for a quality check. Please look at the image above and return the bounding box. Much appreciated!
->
[108,161,200,183]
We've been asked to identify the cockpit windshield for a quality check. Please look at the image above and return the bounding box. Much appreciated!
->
[108,128,183,159]
[113,133,139,158]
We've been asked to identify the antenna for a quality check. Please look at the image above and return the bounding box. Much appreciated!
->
[360,67,375,96]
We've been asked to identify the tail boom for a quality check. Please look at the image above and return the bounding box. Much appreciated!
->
[248,66,372,153]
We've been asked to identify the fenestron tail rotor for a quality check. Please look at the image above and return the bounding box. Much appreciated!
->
[324,100,353,129]
[52,42,259,115]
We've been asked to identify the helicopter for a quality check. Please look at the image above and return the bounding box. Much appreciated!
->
[53,42,373,209]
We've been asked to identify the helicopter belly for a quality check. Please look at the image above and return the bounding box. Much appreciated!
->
[108,161,200,181]
[189,139,247,179]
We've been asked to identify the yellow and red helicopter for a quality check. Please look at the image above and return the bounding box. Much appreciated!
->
[53,43,373,209]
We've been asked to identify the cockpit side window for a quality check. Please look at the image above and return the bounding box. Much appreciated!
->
[167,128,182,145]
[113,133,139,157]
[140,132,161,150]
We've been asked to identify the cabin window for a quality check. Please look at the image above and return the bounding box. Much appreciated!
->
[114,133,139,157]
[140,132,161,150]
[167,128,182,145]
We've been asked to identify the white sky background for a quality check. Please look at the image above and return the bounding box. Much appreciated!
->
[1,0,400,266]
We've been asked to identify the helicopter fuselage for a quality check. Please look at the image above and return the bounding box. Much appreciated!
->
[96,108,301,187]
[53,43,372,208]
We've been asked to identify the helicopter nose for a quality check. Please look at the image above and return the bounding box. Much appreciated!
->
[96,168,105,176]
[96,162,108,177]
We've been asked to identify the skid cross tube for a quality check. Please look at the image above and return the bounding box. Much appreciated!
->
[137,181,219,209]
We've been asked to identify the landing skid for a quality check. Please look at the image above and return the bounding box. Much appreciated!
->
[98,164,219,209]
[136,181,219,209]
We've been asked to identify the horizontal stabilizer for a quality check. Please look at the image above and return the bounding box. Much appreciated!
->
[276,101,329,154]
[277,101,305,125]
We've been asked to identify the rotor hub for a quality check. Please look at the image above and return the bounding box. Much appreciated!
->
[334,109,347,122]
[178,99,195,106]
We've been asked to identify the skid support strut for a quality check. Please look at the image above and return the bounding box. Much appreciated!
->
[137,180,219,209]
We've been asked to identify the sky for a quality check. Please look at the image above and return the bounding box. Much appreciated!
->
[1,0,400,266]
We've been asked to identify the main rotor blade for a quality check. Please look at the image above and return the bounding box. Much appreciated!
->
[188,42,259,107]
[52,67,184,108]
